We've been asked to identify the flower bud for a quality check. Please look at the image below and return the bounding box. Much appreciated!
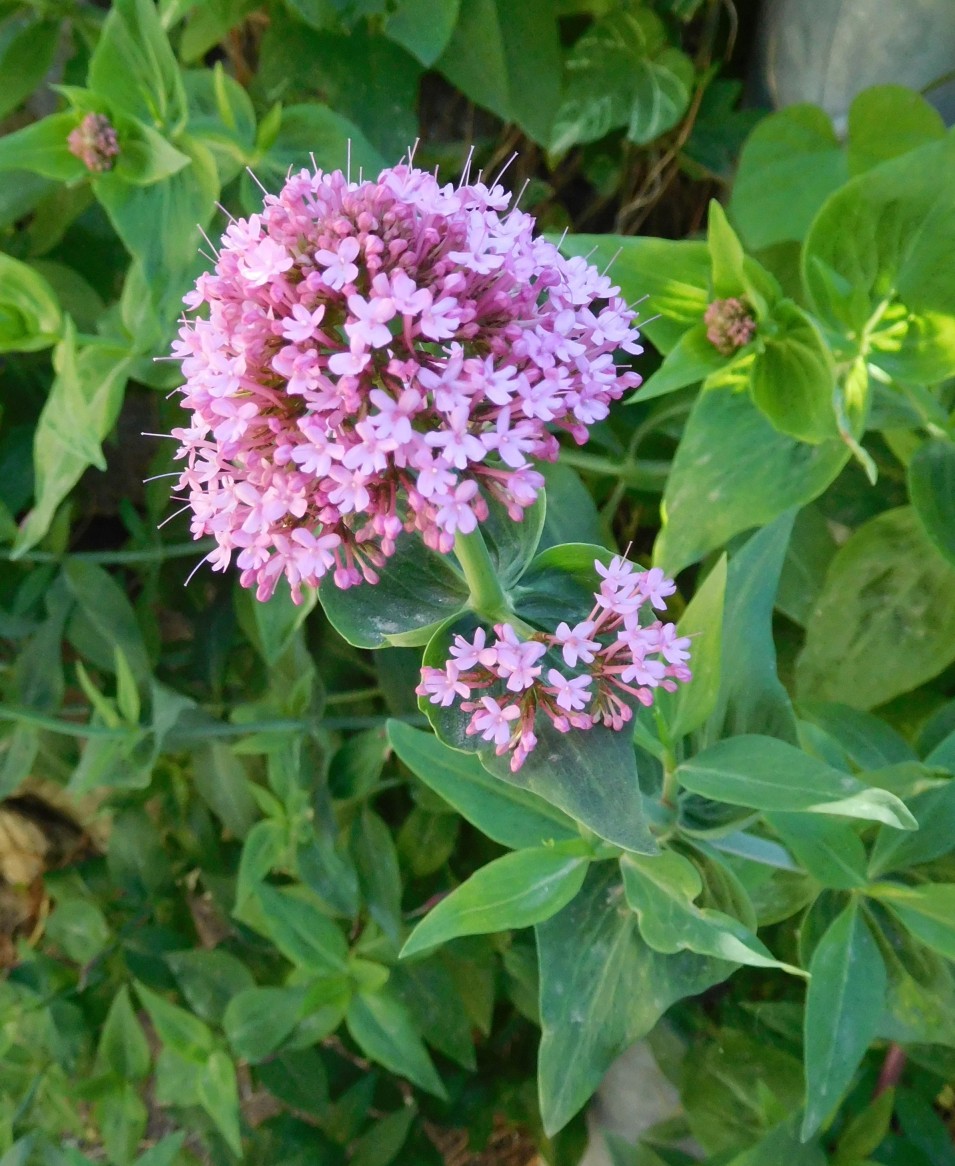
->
[703,296,756,356]
[67,113,120,173]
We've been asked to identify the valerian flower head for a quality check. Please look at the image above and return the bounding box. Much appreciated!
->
[416,556,691,772]
[703,296,756,356]
[170,161,643,601]
[67,113,120,173]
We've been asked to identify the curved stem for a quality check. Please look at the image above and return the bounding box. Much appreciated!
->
[453,527,510,620]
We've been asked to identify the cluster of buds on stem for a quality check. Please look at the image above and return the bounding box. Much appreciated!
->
[416,556,691,771]
[703,296,756,356]
[67,113,120,173]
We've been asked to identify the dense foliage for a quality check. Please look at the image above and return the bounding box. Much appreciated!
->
[1,1,955,1164]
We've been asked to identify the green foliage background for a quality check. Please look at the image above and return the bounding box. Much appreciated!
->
[1,1,955,1164]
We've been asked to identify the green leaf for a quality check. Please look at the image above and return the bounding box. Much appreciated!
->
[134,982,216,1061]
[346,989,447,1098]
[389,959,476,1070]
[620,850,803,974]
[352,808,403,946]
[476,490,546,590]
[0,17,60,120]
[677,735,916,830]
[664,554,726,740]
[0,113,87,182]
[869,778,955,878]
[165,948,256,1025]
[750,300,838,443]
[94,134,219,321]
[803,135,955,384]
[702,512,799,747]
[402,843,590,956]
[766,813,868,890]
[550,10,692,154]
[319,531,468,649]
[242,575,318,666]
[96,985,151,1080]
[847,85,945,177]
[729,104,847,249]
[385,0,460,65]
[558,234,709,354]
[0,251,61,353]
[349,1105,416,1166]
[908,438,955,569]
[196,1049,242,1155]
[653,383,847,577]
[387,720,579,849]
[536,864,731,1135]
[798,701,916,772]
[868,883,955,962]
[88,0,187,131]
[796,507,955,710]
[223,986,308,1063]
[726,1119,827,1166]
[637,323,731,402]
[45,896,112,964]
[437,0,561,145]
[64,560,151,686]
[247,885,348,973]
[99,1082,148,1166]
[802,900,886,1140]
[251,103,385,194]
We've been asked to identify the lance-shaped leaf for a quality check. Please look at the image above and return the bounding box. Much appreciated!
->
[867,882,955,962]
[402,842,591,956]
[678,735,916,830]
[346,988,447,1098]
[388,719,578,849]
[908,438,955,569]
[621,850,804,975]
[536,864,732,1135]
[802,900,886,1140]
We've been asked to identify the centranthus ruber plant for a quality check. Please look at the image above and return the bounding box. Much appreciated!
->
[169,154,679,848]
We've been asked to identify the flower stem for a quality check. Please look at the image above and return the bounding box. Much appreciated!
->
[454,527,510,621]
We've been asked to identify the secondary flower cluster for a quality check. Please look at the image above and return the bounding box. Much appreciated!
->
[416,556,691,771]
[170,161,642,601]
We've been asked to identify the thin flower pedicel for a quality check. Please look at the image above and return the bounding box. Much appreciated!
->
[170,161,643,601]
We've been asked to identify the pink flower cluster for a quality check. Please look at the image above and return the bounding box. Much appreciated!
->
[170,161,642,601]
[416,556,691,771]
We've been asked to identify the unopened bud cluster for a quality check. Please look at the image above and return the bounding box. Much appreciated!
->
[67,113,120,173]
[417,556,691,770]
[704,296,756,356]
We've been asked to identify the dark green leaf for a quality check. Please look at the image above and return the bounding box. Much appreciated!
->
[766,813,867,889]
[247,885,348,974]
[346,989,447,1098]
[620,850,802,974]
[319,531,468,649]
[223,986,308,1062]
[654,384,847,576]
[802,900,886,1139]
[134,982,216,1061]
[868,882,955,962]
[402,843,590,955]
[0,17,59,120]
[678,735,916,829]
[869,778,955,877]
[796,507,955,709]
[437,0,561,144]
[908,438,955,569]
[536,864,731,1135]
[96,986,151,1080]
[165,948,256,1025]
[196,1049,242,1154]
[385,0,460,65]
[387,720,578,849]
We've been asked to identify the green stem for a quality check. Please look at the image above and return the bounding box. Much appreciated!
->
[0,539,216,566]
[454,527,511,621]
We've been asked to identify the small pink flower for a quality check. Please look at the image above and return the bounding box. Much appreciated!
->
[554,620,599,667]
[469,697,521,747]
